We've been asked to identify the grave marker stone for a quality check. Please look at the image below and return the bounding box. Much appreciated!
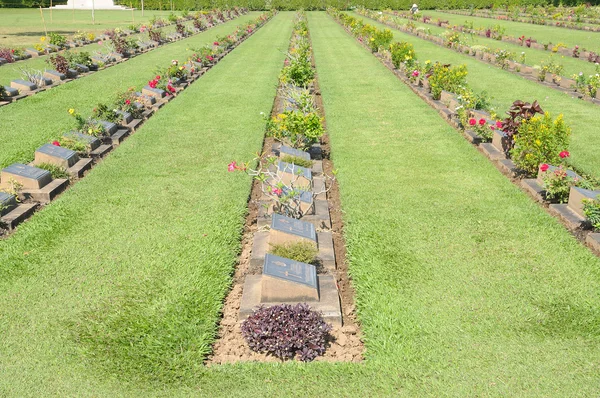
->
[278,161,312,187]
[0,192,17,215]
[10,79,37,92]
[1,163,52,189]
[35,144,79,169]
[277,145,311,161]
[261,253,319,302]
[269,213,316,246]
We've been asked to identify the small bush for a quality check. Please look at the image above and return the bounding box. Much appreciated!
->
[368,28,393,52]
[36,163,69,179]
[583,197,600,231]
[542,165,591,203]
[269,241,318,264]
[48,32,67,47]
[428,63,468,100]
[47,54,69,74]
[266,111,324,150]
[511,112,570,176]
[280,155,313,168]
[241,303,331,362]
[389,41,416,69]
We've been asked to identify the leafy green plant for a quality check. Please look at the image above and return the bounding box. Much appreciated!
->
[428,63,468,100]
[64,50,94,68]
[36,163,70,180]
[48,32,67,47]
[389,41,416,69]
[280,155,313,168]
[92,103,119,123]
[58,135,88,154]
[583,197,600,230]
[68,108,106,137]
[541,165,593,203]
[511,113,571,176]
[539,57,564,82]
[266,111,324,149]
[368,28,393,52]
[269,241,318,264]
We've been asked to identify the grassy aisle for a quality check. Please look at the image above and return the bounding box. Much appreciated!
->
[0,21,186,83]
[383,12,599,78]
[0,9,175,47]
[306,11,600,396]
[0,12,259,170]
[352,12,600,178]
[0,12,294,395]
[425,10,600,53]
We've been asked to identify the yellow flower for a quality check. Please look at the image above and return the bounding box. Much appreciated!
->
[179,66,184,70]
[40,36,46,42]
[68,108,75,115]
[535,139,541,146]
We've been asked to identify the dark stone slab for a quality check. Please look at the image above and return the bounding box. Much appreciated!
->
[0,192,17,215]
[75,63,90,73]
[263,253,317,289]
[36,144,79,168]
[62,132,100,151]
[1,163,52,189]
[114,110,133,124]
[277,145,311,161]
[98,120,118,135]
[271,213,316,242]
[10,79,37,91]
[3,86,18,97]
[278,161,312,181]
[43,69,65,83]
[142,86,166,98]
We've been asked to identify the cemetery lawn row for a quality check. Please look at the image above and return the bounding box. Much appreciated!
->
[0,18,190,83]
[0,11,295,395]
[0,9,175,48]
[383,12,600,78]
[0,12,260,170]
[307,11,600,396]
[423,9,600,53]
[350,12,600,178]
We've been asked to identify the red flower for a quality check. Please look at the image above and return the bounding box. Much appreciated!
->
[167,84,176,93]
[52,140,61,146]
[125,99,131,105]
[148,79,157,88]
[155,75,161,80]
[272,188,283,196]
[559,151,570,159]
[478,118,486,125]
[214,41,219,45]
[540,163,549,172]
[228,161,237,172]
[495,121,503,128]
[469,118,476,126]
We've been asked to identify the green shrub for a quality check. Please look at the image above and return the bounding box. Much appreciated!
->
[48,32,67,47]
[36,163,70,179]
[368,28,393,52]
[389,41,416,69]
[280,155,313,168]
[266,111,324,149]
[269,241,318,264]
[583,197,600,231]
[511,113,571,176]
[428,63,468,100]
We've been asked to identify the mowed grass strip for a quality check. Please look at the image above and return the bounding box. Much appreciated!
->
[0,18,194,83]
[0,9,175,47]
[426,9,600,53]
[384,12,599,77]
[0,12,259,170]
[0,12,293,394]
[308,12,600,395]
[352,12,600,178]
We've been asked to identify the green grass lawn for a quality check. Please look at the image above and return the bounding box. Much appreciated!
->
[424,10,600,53]
[1,10,600,396]
[0,12,259,170]
[352,12,600,178]
[0,8,176,47]
[382,12,600,78]
[0,11,295,396]
[0,17,197,83]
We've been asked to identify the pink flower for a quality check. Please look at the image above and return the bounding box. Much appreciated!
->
[167,84,176,93]
[155,75,161,80]
[125,99,131,105]
[272,188,283,196]
[412,70,419,77]
[52,140,61,146]
[469,118,476,126]
[228,161,237,172]
[540,163,549,172]
[214,41,219,45]
[559,151,570,159]
[495,121,503,128]
[478,118,486,125]
[98,40,103,46]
